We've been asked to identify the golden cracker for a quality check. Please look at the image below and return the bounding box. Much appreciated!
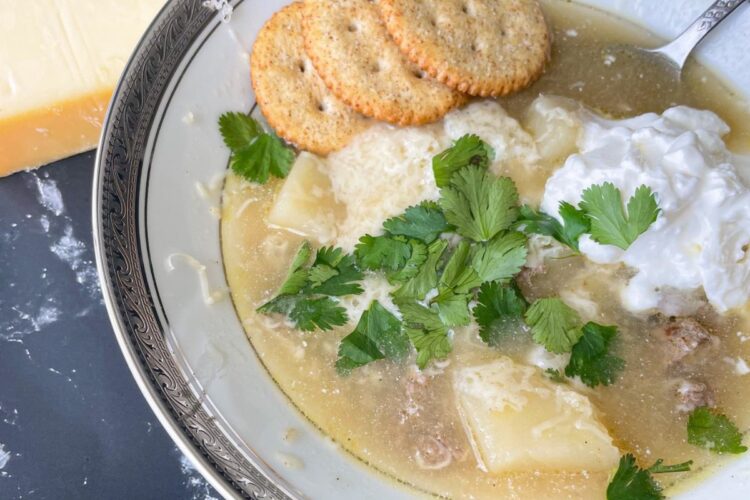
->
[378,0,550,97]
[302,0,465,126]
[250,2,368,155]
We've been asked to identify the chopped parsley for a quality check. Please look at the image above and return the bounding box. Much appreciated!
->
[517,202,590,251]
[439,165,520,242]
[524,298,582,354]
[218,112,294,184]
[432,134,495,188]
[687,407,747,454]
[382,202,450,244]
[580,183,660,250]
[565,322,625,387]
[258,242,362,331]
[335,301,408,374]
[607,454,692,500]
[473,281,528,346]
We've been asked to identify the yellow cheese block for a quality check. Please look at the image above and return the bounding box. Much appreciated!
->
[0,0,164,176]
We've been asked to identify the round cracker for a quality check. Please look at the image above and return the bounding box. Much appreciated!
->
[377,0,551,97]
[250,2,368,155]
[302,0,465,126]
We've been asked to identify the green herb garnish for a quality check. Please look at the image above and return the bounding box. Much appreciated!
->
[218,112,294,184]
[687,407,747,454]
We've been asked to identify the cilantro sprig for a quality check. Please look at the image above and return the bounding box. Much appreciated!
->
[258,242,363,332]
[581,183,660,250]
[687,407,747,454]
[607,454,693,500]
[517,202,589,251]
[523,299,624,386]
[382,202,450,244]
[565,322,625,387]
[473,281,528,346]
[525,298,582,354]
[219,112,295,184]
[396,299,452,369]
[432,134,495,188]
[517,183,660,252]
[440,165,520,242]
[336,301,408,374]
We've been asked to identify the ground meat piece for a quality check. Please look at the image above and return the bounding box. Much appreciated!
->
[674,379,716,413]
[657,318,712,364]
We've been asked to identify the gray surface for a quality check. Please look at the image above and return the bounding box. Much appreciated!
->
[0,152,219,499]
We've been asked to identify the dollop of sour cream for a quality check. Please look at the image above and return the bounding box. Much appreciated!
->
[542,106,750,313]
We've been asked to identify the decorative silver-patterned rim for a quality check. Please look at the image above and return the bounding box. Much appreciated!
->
[92,1,292,498]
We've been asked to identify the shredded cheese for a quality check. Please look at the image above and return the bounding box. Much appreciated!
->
[166,253,227,305]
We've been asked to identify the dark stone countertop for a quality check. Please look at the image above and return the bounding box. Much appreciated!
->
[0,152,219,499]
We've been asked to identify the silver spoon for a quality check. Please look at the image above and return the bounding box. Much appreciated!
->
[644,0,746,71]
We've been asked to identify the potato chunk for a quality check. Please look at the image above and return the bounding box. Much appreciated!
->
[267,152,343,244]
[524,96,582,166]
[454,357,620,473]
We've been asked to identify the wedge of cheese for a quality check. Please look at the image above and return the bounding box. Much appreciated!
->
[0,0,164,176]
[455,357,620,473]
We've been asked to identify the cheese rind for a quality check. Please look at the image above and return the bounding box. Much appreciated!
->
[455,357,620,473]
[0,0,164,175]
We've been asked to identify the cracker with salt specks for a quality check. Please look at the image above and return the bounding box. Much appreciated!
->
[250,2,368,155]
[377,0,550,97]
[302,0,465,126]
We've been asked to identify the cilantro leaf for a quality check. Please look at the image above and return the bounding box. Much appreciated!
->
[383,203,450,244]
[432,134,495,187]
[355,235,411,272]
[336,301,407,374]
[308,247,363,296]
[580,183,659,250]
[606,454,665,500]
[439,166,519,242]
[218,111,263,150]
[396,300,448,334]
[388,239,427,284]
[565,322,625,387]
[307,264,338,288]
[257,243,363,332]
[471,231,528,283]
[474,281,528,346]
[219,111,295,184]
[407,328,452,370]
[433,293,471,327]
[396,299,453,369]
[276,241,312,296]
[392,239,448,301]
[289,297,348,332]
[525,298,582,354]
[517,203,590,251]
[687,407,747,454]
[438,240,482,295]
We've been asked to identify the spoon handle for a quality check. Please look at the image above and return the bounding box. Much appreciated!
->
[655,0,746,68]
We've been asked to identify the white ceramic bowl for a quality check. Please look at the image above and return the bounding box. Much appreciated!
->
[93,0,750,498]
